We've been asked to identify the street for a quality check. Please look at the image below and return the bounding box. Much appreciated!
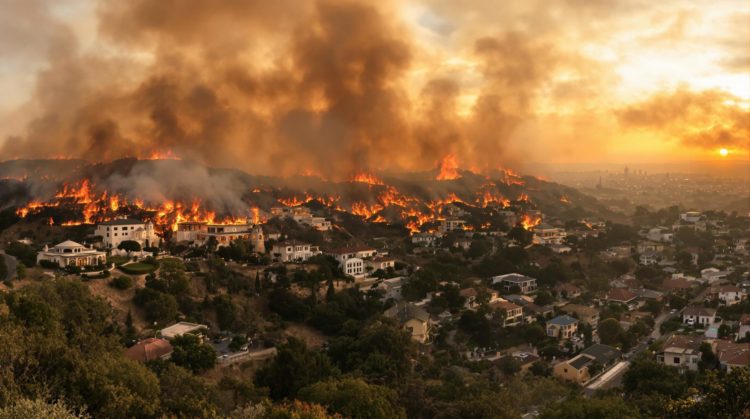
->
[584,310,676,396]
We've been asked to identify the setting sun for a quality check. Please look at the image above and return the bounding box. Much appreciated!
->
[719,148,729,157]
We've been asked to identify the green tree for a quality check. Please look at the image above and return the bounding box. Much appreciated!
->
[170,333,217,374]
[0,398,84,419]
[255,338,339,400]
[540,395,641,419]
[598,318,624,347]
[117,240,142,252]
[298,377,406,419]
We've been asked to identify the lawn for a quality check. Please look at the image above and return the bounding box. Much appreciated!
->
[107,255,130,266]
[119,263,158,275]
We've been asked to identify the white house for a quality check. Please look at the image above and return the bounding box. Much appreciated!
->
[271,240,320,262]
[657,335,702,371]
[439,218,466,234]
[366,256,396,272]
[326,245,377,264]
[682,306,717,326]
[492,273,537,294]
[639,250,660,265]
[647,227,674,243]
[680,211,703,223]
[95,218,160,249]
[701,268,731,284]
[342,257,366,278]
[294,214,332,231]
[37,240,107,268]
[412,232,439,246]
[710,285,746,305]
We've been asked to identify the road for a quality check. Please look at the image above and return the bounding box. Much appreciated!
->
[584,310,677,396]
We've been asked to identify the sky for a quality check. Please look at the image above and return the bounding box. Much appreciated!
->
[0,0,747,177]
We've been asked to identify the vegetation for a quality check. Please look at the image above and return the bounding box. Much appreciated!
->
[119,262,158,275]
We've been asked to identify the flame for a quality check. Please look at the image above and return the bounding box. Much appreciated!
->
[436,154,461,181]
[517,193,530,203]
[350,172,384,185]
[145,149,180,160]
[520,214,542,230]
[560,195,570,204]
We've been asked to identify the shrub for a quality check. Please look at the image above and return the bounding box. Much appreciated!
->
[109,276,133,290]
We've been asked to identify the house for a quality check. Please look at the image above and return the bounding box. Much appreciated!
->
[159,322,208,340]
[439,218,466,234]
[271,240,321,262]
[680,211,703,223]
[175,221,207,242]
[124,338,173,362]
[708,285,746,305]
[711,341,750,373]
[522,303,554,321]
[492,273,538,294]
[661,277,696,294]
[453,237,473,251]
[682,306,717,326]
[460,288,479,310]
[532,223,567,245]
[326,245,377,264]
[701,267,731,284]
[636,241,665,253]
[556,283,581,299]
[606,288,637,305]
[739,314,750,341]
[411,232,439,247]
[342,257,365,278]
[366,256,396,272]
[95,218,160,249]
[296,215,332,231]
[646,227,674,243]
[371,276,404,301]
[639,251,660,265]
[196,223,264,251]
[384,302,432,343]
[657,334,702,371]
[37,240,107,268]
[546,315,579,339]
[553,344,621,384]
[561,304,599,327]
[549,244,573,254]
[488,299,523,327]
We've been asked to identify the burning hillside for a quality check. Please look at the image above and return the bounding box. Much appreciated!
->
[1,158,614,237]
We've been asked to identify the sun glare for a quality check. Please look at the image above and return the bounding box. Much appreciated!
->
[719,148,729,157]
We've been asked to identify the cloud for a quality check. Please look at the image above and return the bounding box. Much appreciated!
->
[617,88,750,150]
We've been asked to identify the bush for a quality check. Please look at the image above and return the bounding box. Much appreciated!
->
[5,241,37,267]
[39,260,60,269]
[109,276,134,290]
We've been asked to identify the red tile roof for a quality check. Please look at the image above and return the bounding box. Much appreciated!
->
[124,338,173,362]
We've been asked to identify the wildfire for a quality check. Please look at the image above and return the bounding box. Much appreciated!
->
[350,172,384,185]
[560,195,570,204]
[520,214,542,230]
[436,154,461,181]
[144,149,180,160]
[516,193,530,203]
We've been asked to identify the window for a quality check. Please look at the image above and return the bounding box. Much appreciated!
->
[673,357,680,364]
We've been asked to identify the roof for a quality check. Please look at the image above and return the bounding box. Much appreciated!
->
[275,240,310,247]
[384,302,430,324]
[124,338,173,362]
[663,334,703,353]
[683,306,717,317]
[493,273,536,284]
[562,304,599,317]
[548,315,579,326]
[459,288,478,298]
[714,341,750,366]
[568,354,595,370]
[489,300,522,312]
[581,344,622,364]
[98,218,145,226]
[54,240,85,248]
[326,245,376,255]
[607,288,637,303]
[160,322,208,339]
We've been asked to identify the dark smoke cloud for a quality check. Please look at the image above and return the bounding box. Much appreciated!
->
[2,0,582,179]
[617,88,750,150]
